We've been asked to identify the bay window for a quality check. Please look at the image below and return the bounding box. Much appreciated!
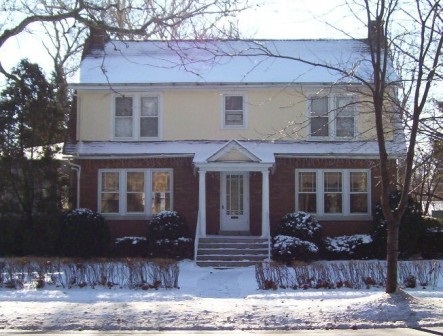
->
[99,169,172,216]
[296,169,370,217]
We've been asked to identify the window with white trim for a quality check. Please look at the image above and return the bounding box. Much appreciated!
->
[296,169,370,217]
[223,95,245,127]
[99,169,172,216]
[114,94,160,140]
[309,95,356,139]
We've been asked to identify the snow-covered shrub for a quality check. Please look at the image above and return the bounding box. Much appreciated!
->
[272,235,319,263]
[147,211,193,259]
[278,212,322,246]
[271,211,322,263]
[58,208,111,258]
[113,236,149,257]
[323,234,373,260]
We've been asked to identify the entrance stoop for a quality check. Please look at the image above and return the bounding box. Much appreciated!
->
[196,236,270,267]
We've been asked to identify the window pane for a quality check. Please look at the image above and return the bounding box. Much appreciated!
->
[127,172,144,192]
[152,172,171,214]
[127,193,145,212]
[140,118,158,137]
[101,172,119,213]
[225,111,243,125]
[311,117,329,136]
[299,172,316,192]
[324,172,342,192]
[299,194,317,213]
[115,118,132,137]
[102,172,119,192]
[350,194,368,213]
[225,96,243,110]
[324,194,342,213]
[350,172,367,192]
[101,193,119,213]
[115,97,133,116]
[311,96,328,117]
[336,117,354,137]
[336,97,354,116]
[141,97,158,116]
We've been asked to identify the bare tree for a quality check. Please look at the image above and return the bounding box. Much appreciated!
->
[208,0,441,292]
[0,0,248,80]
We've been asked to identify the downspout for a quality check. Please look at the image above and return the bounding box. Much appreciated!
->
[68,161,81,209]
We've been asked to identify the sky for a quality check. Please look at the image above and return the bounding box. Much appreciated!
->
[0,0,366,83]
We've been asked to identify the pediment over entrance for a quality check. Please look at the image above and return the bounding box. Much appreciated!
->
[207,140,261,163]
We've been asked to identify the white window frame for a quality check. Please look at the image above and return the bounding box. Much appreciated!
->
[112,93,162,140]
[98,168,173,218]
[295,169,371,219]
[221,94,247,129]
[308,95,357,140]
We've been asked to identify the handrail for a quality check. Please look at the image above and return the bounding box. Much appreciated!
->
[194,210,201,262]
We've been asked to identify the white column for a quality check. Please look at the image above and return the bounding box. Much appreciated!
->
[261,168,270,238]
[198,169,207,237]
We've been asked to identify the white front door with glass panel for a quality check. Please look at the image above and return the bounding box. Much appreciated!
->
[220,172,250,232]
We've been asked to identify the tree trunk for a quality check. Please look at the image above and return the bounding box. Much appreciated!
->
[385,217,400,293]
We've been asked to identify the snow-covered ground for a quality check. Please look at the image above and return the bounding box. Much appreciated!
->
[0,260,442,331]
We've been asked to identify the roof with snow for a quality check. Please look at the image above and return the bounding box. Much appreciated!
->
[77,39,398,86]
[66,139,406,162]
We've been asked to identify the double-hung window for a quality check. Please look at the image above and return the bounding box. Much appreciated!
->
[335,96,355,138]
[223,95,245,127]
[296,169,370,217]
[99,169,172,216]
[309,95,356,139]
[310,96,329,137]
[114,94,160,140]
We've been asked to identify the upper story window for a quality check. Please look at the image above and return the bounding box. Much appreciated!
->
[114,94,160,140]
[309,95,356,139]
[223,95,245,128]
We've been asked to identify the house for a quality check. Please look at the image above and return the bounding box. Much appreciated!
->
[66,29,405,266]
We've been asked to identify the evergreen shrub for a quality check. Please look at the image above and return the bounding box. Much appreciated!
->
[323,234,373,260]
[272,211,322,263]
[58,208,111,258]
[147,211,193,259]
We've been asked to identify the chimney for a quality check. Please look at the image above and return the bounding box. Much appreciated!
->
[82,25,109,59]
[368,19,385,47]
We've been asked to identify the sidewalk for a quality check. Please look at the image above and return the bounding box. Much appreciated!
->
[0,328,442,335]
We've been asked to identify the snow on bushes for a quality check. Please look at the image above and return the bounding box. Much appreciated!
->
[147,211,193,259]
[272,211,322,263]
[323,234,373,260]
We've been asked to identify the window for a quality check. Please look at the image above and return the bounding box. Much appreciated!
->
[298,172,317,213]
[309,95,356,139]
[115,97,133,138]
[296,169,370,217]
[310,96,329,137]
[140,97,159,137]
[336,97,355,138]
[99,169,172,216]
[114,94,160,139]
[223,95,245,127]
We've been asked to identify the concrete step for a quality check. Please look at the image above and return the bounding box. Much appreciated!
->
[196,236,270,268]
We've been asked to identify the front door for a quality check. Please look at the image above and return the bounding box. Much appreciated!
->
[220,172,250,232]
